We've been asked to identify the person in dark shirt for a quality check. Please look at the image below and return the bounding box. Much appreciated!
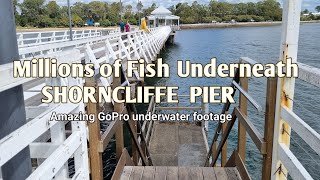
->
[119,20,125,33]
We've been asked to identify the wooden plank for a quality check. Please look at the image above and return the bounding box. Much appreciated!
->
[166,167,178,180]
[189,167,204,180]
[124,119,149,166]
[205,69,240,166]
[130,119,138,165]
[154,166,167,180]
[129,166,144,180]
[120,166,133,180]
[262,77,277,180]
[214,167,228,179]
[278,143,313,180]
[238,72,248,161]
[113,73,124,160]
[234,152,251,180]
[225,150,236,167]
[202,167,217,180]
[281,105,320,156]
[221,120,228,166]
[297,62,320,88]
[86,78,103,180]
[225,168,241,180]
[178,167,190,180]
[210,109,237,166]
[141,166,155,180]
[100,119,121,152]
[235,107,266,154]
[112,149,134,180]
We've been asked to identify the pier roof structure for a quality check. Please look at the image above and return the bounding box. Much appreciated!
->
[148,6,180,29]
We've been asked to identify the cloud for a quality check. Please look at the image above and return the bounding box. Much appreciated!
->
[53,0,319,11]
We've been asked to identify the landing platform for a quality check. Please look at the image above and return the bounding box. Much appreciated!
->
[149,122,208,166]
[120,166,242,180]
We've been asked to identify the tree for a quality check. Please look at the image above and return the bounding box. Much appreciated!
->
[88,1,107,21]
[72,14,84,26]
[46,1,60,18]
[316,6,320,12]
[137,1,143,14]
[20,0,45,26]
[302,9,309,14]
[38,15,54,27]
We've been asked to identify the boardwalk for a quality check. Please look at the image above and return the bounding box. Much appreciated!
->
[120,166,241,180]
[149,122,207,166]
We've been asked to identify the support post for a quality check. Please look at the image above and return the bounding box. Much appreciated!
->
[86,78,103,180]
[0,1,32,179]
[113,71,124,160]
[237,74,248,161]
[221,117,228,166]
[271,0,302,179]
[262,77,277,180]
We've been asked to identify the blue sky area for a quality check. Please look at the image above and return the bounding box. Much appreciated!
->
[49,0,319,12]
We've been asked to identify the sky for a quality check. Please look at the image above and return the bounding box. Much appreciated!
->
[52,0,319,12]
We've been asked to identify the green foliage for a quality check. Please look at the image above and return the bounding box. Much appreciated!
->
[235,15,252,22]
[38,15,55,27]
[251,15,265,22]
[72,14,84,27]
[100,19,112,27]
[13,0,320,27]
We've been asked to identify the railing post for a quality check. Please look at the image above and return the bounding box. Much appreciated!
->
[86,77,103,180]
[237,74,248,161]
[0,1,32,179]
[271,0,302,179]
[113,70,124,160]
[221,115,228,166]
[262,77,277,180]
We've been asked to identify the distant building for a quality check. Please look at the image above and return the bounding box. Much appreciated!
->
[148,6,180,29]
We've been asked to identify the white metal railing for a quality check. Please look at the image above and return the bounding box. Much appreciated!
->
[16,28,121,48]
[17,29,102,48]
[0,26,171,179]
[84,26,172,88]
[0,50,89,179]
[171,25,181,31]
[18,27,168,59]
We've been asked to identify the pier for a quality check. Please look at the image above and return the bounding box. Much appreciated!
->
[1,0,320,180]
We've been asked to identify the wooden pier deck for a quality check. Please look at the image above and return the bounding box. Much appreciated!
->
[120,166,241,179]
[149,122,207,166]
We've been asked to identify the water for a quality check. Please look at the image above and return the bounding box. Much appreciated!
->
[104,23,320,179]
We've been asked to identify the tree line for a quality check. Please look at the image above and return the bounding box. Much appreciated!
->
[12,0,320,28]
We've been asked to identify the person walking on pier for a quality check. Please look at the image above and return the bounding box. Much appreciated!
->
[140,16,150,33]
[125,21,131,32]
[119,19,125,33]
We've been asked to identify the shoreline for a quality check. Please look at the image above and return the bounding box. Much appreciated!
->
[179,21,320,29]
